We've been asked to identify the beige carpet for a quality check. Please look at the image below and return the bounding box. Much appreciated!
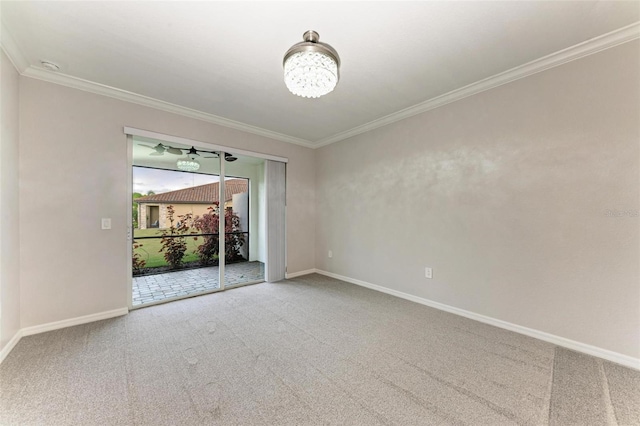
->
[1,274,638,425]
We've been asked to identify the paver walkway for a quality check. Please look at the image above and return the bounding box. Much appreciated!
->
[132,261,264,306]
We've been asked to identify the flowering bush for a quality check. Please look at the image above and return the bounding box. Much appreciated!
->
[192,203,245,265]
[158,205,193,269]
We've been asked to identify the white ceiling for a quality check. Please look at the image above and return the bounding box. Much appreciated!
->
[2,2,639,147]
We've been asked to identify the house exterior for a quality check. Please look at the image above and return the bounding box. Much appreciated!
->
[135,179,248,229]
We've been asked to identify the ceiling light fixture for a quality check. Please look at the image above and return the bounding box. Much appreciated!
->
[176,157,200,172]
[283,30,340,99]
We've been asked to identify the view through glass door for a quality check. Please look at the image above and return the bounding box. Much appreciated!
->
[130,136,266,308]
[222,152,266,288]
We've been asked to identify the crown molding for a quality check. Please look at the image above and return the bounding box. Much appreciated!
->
[315,21,640,148]
[3,20,638,149]
[22,67,315,148]
[1,16,314,148]
[0,22,29,72]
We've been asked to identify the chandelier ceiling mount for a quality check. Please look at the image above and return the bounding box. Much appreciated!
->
[283,30,340,99]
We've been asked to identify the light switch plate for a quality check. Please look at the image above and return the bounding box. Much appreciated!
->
[101,218,112,230]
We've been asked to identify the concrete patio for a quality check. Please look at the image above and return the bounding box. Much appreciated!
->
[132,261,265,306]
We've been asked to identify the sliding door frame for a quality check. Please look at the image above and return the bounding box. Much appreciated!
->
[124,127,288,163]
[218,148,225,292]
[125,127,287,310]
[127,135,134,310]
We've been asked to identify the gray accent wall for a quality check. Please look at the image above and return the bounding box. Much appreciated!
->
[315,41,640,359]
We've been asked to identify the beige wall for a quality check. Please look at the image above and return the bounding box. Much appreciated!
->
[157,203,221,228]
[316,41,640,358]
[0,50,21,353]
[19,77,315,328]
[137,203,214,229]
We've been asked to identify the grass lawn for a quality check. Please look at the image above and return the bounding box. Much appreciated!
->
[133,228,204,268]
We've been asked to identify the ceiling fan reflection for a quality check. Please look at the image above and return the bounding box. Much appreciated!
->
[139,143,237,162]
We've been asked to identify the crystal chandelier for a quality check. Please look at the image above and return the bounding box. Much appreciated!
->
[283,31,340,98]
[176,158,200,172]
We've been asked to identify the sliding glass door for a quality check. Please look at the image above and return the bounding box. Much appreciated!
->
[129,133,273,308]
[222,153,265,288]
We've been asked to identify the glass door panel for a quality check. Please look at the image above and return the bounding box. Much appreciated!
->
[131,136,223,307]
[222,152,266,288]
[130,136,268,308]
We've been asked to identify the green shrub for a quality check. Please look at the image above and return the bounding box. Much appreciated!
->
[158,205,193,269]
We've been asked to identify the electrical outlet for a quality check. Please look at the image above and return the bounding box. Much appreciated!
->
[328,250,333,258]
[425,267,433,279]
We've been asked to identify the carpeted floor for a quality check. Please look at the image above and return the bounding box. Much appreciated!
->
[1,274,638,425]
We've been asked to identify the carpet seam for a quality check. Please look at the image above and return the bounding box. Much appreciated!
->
[599,360,619,425]
[257,291,400,425]
[547,346,559,425]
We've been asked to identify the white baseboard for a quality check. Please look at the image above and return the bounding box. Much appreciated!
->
[315,269,640,371]
[21,308,129,337]
[3,274,638,371]
[285,269,318,279]
[0,307,129,364]
[0,329,23,364]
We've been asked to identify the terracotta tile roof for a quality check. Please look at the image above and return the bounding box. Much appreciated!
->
[135,179,248,204]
